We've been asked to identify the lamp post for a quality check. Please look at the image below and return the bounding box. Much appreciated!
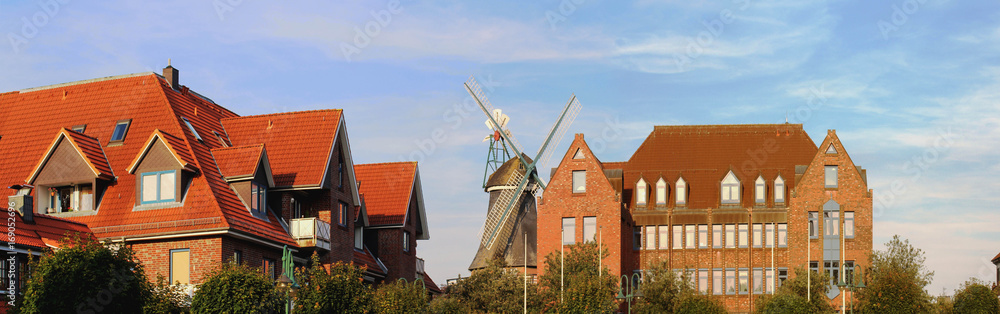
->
[847,269,866,314]
[276,272,296,314]
[616,273,644,314]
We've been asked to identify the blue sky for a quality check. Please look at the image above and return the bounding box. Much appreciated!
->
[3,0,999,295]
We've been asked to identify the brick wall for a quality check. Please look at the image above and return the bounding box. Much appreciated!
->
[374,190,419,282]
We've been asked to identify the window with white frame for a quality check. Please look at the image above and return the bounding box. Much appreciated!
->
[658,225,669,249]
[562,218,575,245]
[738,224,748,248]
[753,268,764,294]
[726,269,736,295]
[778,223,787,247]
[572,171,586,193]
[712,269,723,295]
[825,165,838,188]
[712,225,722,248]
[636,178,647,206]
[676,177,686,205]
[765,268,775,293]
[721,171,740,204]
[685,225,696,249]
[738,268,749,294]
[755,176,765,205]
[725,224,736,248]
[583,216,597,242]
[354,226,363,249]
[141,170,176,204]
[698,269,709,294]
[765,224,774,248]
[655,178,667,205]
[698,225,708,248]
[250,182,265,216]
[844,212,855,239]
[752,224,762,248]
[774,175,785,203]
[645,225,656,250]
[672,225,682,249]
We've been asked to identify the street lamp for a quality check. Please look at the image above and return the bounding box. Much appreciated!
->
[276,272,297,314]
[616,273,644,314]
[848,269,866,314]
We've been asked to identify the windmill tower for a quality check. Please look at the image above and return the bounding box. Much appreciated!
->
[464,76,581,274]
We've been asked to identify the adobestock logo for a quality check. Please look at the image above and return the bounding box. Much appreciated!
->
[341,0,403,62]
[7,0,70,54]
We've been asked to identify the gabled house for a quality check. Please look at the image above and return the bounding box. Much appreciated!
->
[353,162,436,291]
[0,66,432,289]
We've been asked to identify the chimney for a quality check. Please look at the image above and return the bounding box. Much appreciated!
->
[164,62,179,90]
[7,185,33,223]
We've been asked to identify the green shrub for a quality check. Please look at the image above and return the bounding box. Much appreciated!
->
[144,274,191,313]
[675,294,727,314]
[427,295,467,314]
[17,234,149,314]
[293,253,371,314]
[191,262,281,313]
[953,279,1000,314]
[372,278,428,314]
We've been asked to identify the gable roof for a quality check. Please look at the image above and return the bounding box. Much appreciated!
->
[126,129,198,174]
[211,144,275,187]
[353,246,387,278]
[0,72,295,247]
[6,211,95,250]
[623,124,817,208]
[354,162,429,239]
[26,128,114,183]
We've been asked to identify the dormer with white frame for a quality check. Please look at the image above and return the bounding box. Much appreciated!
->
[655,177,667,206]
[635,177,648,207]
[720,170,740,205]
[675,176,687,207]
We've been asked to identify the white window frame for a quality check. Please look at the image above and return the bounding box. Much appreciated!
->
[754,176,766,205]
[712,225,723,248]
[675,177,686,205]
[698,225,708,249]
[645,225,656,250]
[572,170,586,193]
[583,216,597,243]
[825,165,838,188]
[141,170,176,204]
[658,225,669,250]
[636,178,647,206]
[774,175,785,203]
[655,178,667,205]
[721,171,740,204]
[844,212,855,239]
[725,224,736,248]
[685,225,696,249]
[562,218,575,245]
[354,227,363,250]
[251,181,266,216]
[672,225,682,249]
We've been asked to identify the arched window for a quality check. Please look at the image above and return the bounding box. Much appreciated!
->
[774,175,785,203]
[636,178,647,206]
[655,178,667,205]
[676,177,687,205]
[755,176,766,205]
[721,171,740,204]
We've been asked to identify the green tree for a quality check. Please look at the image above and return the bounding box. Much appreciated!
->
[930,293,955,314]
[372,278,429,314]
[294,253,372,314]
[754,267,833,313]
[447,258,541,313]
[675,294,727,314]
[191,262,282,313]
[856,235,933,313]
[953,278,1000,314]
[427,295,467,314]
[17,234,149,314]
[144,274,191,313]
[538,241,617,313]
[632,259,695,313]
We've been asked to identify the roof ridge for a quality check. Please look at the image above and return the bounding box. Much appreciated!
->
[17,72,157,93]
[211,143,264,152]
[356,161,418,167]
[31,212,91,227]
[223,108,343,121]
[654,123,803,128]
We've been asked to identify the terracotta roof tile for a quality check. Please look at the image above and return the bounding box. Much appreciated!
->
[423,273,442,294]
[212,144,264,179]
[354,162,416,226]
[9,212,95,249]
[0,73,294,246]
[623,124,817,209]
[222,110,342,187]
[353,246,387,277]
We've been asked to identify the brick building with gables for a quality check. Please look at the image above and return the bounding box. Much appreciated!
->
[538,125,873,312]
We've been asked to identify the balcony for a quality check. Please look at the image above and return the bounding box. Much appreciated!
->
[290,217,331,251]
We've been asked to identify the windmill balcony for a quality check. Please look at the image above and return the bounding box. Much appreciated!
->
[289,217,331,251]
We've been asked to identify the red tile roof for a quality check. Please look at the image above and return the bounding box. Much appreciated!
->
[623,124,817,209]
[126,129,198,174]
[354,162,417,226]
[992,252,1000,263]
[353,246,387,278]
[0,73,294,246]
[212,144,264,179]
[11,212,94,249]
[27,128,114,183]
[222,110,342,188]
[423,273,442,294]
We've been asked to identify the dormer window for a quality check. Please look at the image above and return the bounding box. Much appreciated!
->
[213,131,228,147]
[721,171,740,204]
[676,177,686,205]
[250,182,266,217]
[754,176,766,205]
[655,178,667,205]
[182,117,203,142]
[110,119,131,142]
[141,170,177,204]
[774,175,785,203]
[635,178,647,206]
[71,125,86,133]
[45,184,94,213]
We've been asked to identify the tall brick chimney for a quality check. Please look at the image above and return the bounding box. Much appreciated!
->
[164,62,179,90]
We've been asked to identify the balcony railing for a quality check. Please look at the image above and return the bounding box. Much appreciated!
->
[290,217,331,251]
[416,257,425,275]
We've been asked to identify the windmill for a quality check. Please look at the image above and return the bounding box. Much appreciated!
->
[465,75,581,272]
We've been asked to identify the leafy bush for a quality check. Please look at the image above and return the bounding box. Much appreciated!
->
[427,295,467,314]
[632,259,695,313]
[856,235,934,313]
[294,253,371,314]
[953,278,1000,314]
[17,234,149,314]
[754,267,833,313]
[191,262,282,313]
[538,241,617,313]
[145,274,191,313]
[447,259,541,313]
[372,278,428,314]
[675,294,727,314]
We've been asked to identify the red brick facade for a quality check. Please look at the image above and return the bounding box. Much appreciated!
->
[538,126,873,313]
